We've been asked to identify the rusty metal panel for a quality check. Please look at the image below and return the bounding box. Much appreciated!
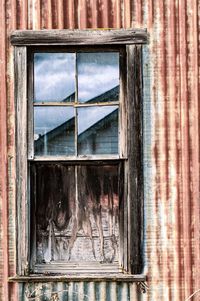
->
[0,0,199,300]
[18,281,139,301]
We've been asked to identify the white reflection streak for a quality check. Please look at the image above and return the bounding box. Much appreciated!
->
[78,106,117,135]
[34,53,75,101]
[78,53,119,102]
[78,67,119,101]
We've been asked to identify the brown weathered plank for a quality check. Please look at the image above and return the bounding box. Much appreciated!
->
[8,273,147,282]
[33,101,119,106]
[10,29,148,46]
[119,48,127,158]
[126,45,143,274]
[32,155,123,161]
[27,51,34,159]
[119,161,126,270]
[15,46,29,275]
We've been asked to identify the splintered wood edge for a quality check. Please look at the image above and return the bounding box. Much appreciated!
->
[10,29,148,45]
[8,274,147,283]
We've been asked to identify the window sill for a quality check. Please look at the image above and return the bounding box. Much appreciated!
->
[8,273,147,283]
[29,155,128,161]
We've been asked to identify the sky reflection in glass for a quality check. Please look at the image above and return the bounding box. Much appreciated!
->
[34,53,75,102]
[34,106,75,155]
[77,52,119,103]
[78,106,118,155]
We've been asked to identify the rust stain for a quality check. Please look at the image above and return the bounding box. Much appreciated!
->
[0,0,9,300]
[0,0,199,300]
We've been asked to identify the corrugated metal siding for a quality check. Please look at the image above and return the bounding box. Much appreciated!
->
[0,0,199,300]
[19,281,138,301]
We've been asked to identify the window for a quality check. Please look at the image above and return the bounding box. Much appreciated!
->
[12,29,147,279]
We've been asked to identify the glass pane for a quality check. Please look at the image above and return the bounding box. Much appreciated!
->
[31,164,76,263]
[34,107,75,155]
[76,165,119,262]
[77,52,119,103]
[31,164,119,264]
[77,106,118,155]
[34,53,75,102]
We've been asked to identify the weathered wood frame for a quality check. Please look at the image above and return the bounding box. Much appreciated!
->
[11,29,148,46]
[13,29,146,279]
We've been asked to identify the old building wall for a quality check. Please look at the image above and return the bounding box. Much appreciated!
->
[0,1,199,300]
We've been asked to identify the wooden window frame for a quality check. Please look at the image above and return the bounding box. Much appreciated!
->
[11,29,147,280]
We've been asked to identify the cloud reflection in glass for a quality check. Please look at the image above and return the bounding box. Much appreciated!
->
[77,52,119,103]
[34,53,76,102]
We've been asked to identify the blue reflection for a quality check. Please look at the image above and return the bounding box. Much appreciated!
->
[78,106,119,155]
[77,52,119,102]
[34,107,75,155]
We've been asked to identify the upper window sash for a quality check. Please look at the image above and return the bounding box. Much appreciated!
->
[28,46,127,161]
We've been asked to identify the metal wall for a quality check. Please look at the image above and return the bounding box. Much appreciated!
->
[0,0,199,300]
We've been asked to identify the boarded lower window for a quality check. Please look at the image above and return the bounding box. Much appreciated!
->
[30,162,122,273]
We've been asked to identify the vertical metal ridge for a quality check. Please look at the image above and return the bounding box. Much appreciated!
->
[165,0,181,300]
[20,281,140,301]
[179,0,192,299]
[158,1,170,299]
[89,0,98,28]
[23,0,28,29]
[102,0,109,28]
[57,0,64,29]
[113,0,122,28]
[175,2,183,299]
[0,1,9,301]
[147,0,154,29]
[136,0,142,25]
[6,2,18,301]
[40,0,52,29]
[51,0,58,29]
[48,0,53,29]
[147,3,161,300]
[186,0,200,298]
[32,0,42,30]
[63,0,75,29]
[96,0,107,29]
[78,0,87,29]
[123,0,131,28]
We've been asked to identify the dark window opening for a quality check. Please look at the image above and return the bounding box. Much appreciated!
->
[30,163,123,273]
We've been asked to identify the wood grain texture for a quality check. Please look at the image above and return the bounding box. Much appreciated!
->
[126,45,143,274]
[15,46,29,275]
[8,273,147,282]
[30,163,120,273]
[27,51,34,159]
[10,29,148,45]
[14,43,143,278]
